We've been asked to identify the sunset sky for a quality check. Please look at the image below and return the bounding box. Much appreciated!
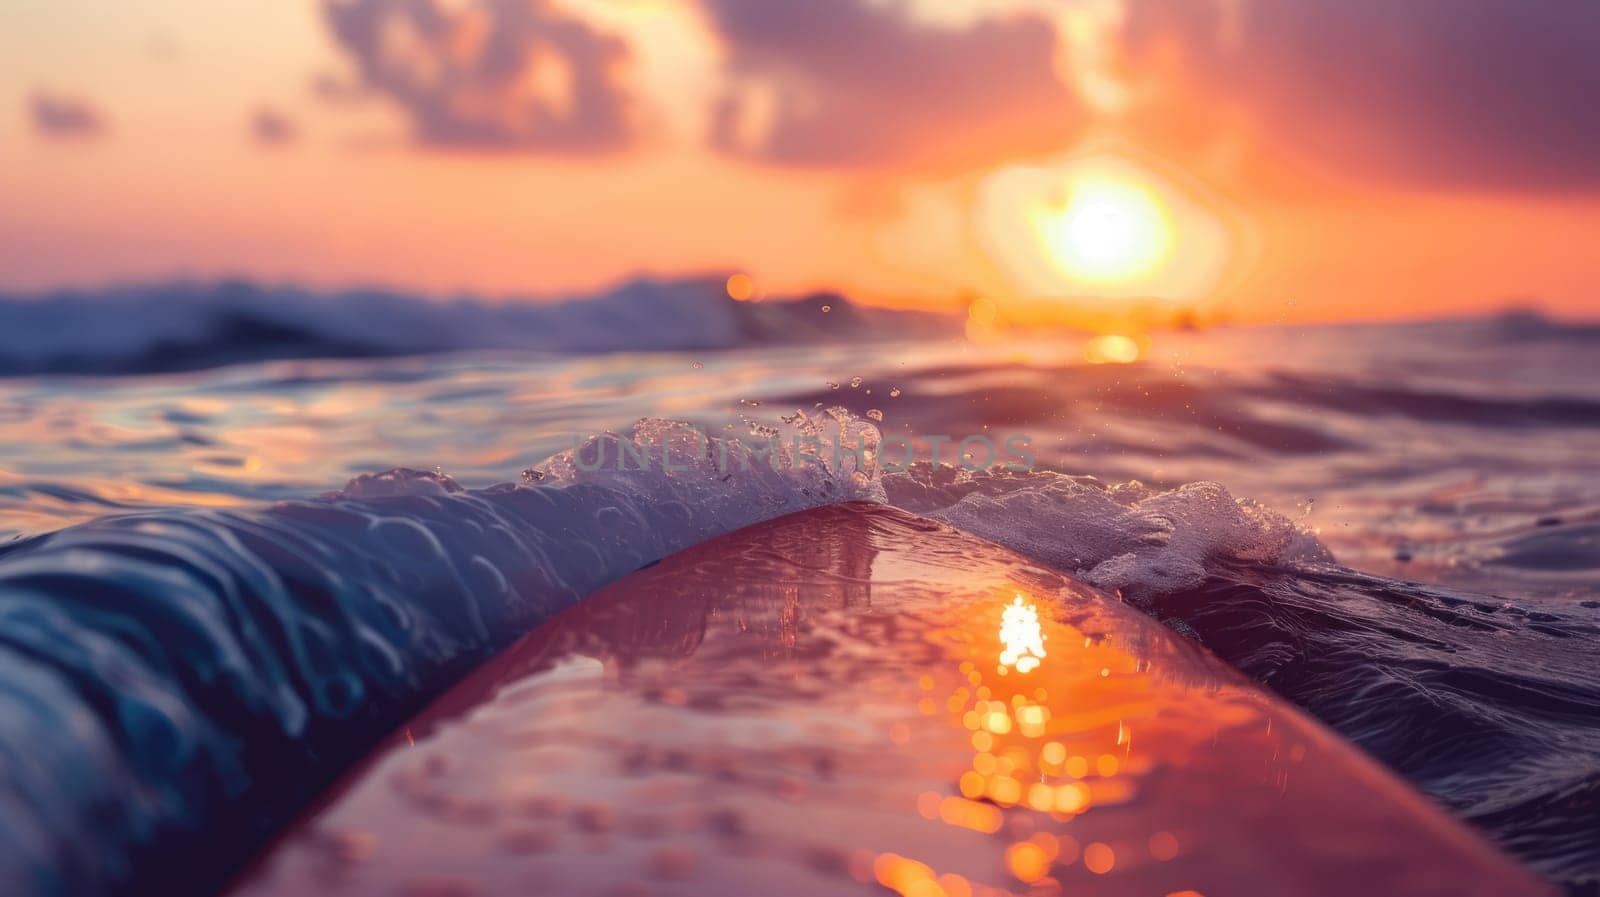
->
[3,0,1597,324]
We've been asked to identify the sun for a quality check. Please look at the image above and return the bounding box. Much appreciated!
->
[1037,178,1173,283]
[973,150,1237,311]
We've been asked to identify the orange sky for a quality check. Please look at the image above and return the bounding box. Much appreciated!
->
[2,0,1597,324]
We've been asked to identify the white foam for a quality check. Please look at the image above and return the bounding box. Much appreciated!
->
[883,467,1331,599]
[340,414,1325,604]
[529,412,886,541]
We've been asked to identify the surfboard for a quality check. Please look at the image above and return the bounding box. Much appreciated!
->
[227,503,1550,897]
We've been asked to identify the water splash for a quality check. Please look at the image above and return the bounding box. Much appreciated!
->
[885,467,1331,599]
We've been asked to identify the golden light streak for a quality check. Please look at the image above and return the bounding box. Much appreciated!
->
[1084,333,1142,364]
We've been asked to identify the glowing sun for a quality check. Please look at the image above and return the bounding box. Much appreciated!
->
[974,149,1237,311]
[1038,178,1173,283]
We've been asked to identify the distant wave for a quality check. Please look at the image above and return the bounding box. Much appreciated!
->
[0,278,959,376]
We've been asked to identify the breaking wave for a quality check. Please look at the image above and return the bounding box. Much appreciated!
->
[0,279,957,376]
[0,415,881,896]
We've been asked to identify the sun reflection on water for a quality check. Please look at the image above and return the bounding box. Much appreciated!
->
[997,595,1047,675]
[891,589,1164,894]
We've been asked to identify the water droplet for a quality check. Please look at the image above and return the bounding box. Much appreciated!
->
[820,305,832,313]
[866,409,883,422]
[849,377,863,388]
[691,360,703,370]
[889,387,902,397]
[740,398,761,407]
[826,381,840,390]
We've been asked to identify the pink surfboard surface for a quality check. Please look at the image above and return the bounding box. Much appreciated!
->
[230,504,1551,897]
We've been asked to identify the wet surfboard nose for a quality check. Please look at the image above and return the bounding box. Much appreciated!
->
[229,502,1554,897]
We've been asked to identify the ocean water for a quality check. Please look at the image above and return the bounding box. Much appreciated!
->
[1,310,1597,894]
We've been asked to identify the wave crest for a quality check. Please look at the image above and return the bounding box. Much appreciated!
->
[884,466,1331,598]
[0,413,883,896]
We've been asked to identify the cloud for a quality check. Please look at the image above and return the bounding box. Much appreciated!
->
[702,0,1082,170]
[1119,0,1600,189]
[28,91,107,140]
[320,0,636,152]
[250,107,299,147]
[304,0,1598,189]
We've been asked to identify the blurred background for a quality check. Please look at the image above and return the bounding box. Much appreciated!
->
[3,0,1599,325]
